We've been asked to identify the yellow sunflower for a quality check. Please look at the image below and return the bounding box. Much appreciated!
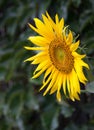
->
[25,12,89,102]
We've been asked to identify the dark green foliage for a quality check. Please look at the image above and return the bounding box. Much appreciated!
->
[0,0,94,129]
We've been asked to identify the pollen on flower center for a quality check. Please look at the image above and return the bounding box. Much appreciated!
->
[49,39,74,73]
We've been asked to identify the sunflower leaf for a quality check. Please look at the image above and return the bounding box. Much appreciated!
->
[86,81,94,93]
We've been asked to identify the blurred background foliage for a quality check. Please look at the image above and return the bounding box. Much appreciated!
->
[0,0,94,130]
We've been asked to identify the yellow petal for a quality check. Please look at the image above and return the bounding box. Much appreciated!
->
[28,23,38,33]
[74,93,80,100]
[50,84,57,95]
[70,95,75,101]
[74,61,88,84]
[59,18,64,29]
[73,69,80,93]
[50,71,60,94]
[24,55,36,62]
[69,69,80,97]
[66,31,73,45]
[72,52,86,59]
[34,60,50,74]
[66,75,71,94]
[42,14,54,34]
[57,73,63,92]
[24,51,47,62]
[70,40,80,51]
[32,65,48,79]
[56,73,63,102]
[43,70,57,95]
[58,18,64,35]
[31,59,40,64]
[56,91,61,102]
[46,12,55,29]
[43,66,53,83]
[78,60,89,69]
[43,76,55,95]
[34,18,45,30]
[40,73,52,91]
[34,18,54,40]
[62,74,67,96]
[55,14,59,24]
[28,36,48,46]
[24,46,46,50]
[31,56,48,64]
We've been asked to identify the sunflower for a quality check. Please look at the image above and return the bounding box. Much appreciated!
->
[25,12,89,102]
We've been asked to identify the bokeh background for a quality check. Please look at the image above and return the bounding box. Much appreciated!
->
[0,0,94,130]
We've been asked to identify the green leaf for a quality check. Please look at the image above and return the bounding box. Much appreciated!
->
[72,0,81,8]
[86,81,94,93]
[61,101,75,118]
[51,111,59,130]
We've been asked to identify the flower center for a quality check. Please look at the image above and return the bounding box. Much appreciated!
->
[49,39,74,73]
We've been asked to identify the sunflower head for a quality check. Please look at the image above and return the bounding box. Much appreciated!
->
[25,12,89,102]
